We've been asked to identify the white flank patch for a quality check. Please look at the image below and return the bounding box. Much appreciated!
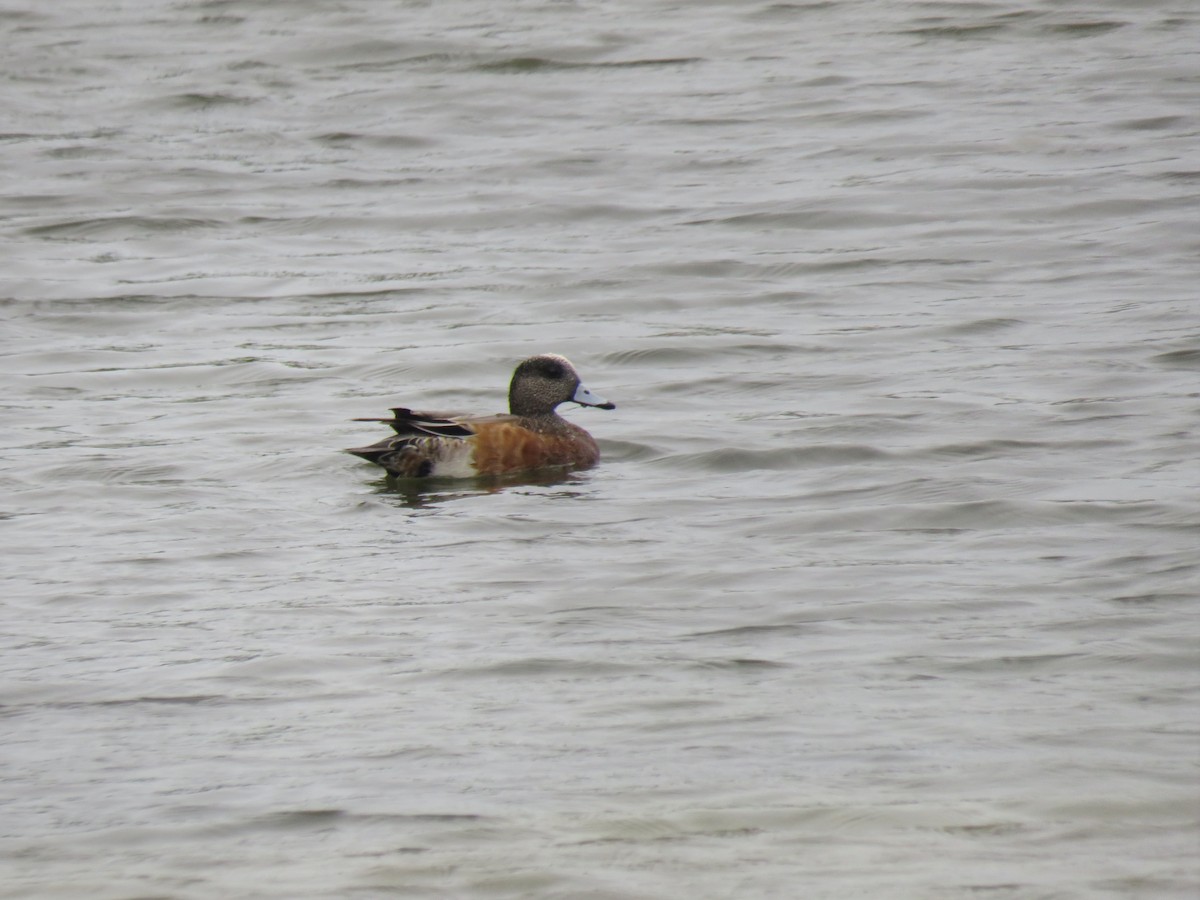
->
[429,440,477,478]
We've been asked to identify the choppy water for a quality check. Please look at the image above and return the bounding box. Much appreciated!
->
[2,1,1198,898]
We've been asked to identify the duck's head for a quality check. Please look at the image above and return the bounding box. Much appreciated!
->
[508,354,615,417]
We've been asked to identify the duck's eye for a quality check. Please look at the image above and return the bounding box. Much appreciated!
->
[539,360,566,379]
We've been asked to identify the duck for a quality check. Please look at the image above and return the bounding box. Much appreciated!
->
[346,353,615,479]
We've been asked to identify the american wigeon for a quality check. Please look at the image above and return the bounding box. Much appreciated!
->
[347,354,615,479]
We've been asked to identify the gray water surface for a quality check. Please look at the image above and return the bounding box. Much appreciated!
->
[2,1,1198,898]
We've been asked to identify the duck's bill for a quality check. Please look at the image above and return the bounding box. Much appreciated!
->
[572,384,615,410]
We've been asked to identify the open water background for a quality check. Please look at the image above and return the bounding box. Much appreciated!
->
[2,1,1198,897]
